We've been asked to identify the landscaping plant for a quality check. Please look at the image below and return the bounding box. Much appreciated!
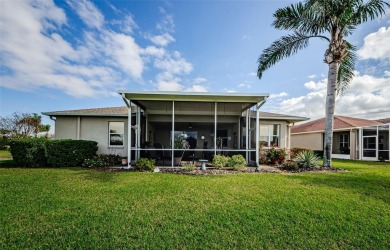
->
[281,160,299,171]
[290,147,312,159]
[212,155,229,169]
[135,158,156,171]
[83,154,122,167]
[227,154,246,170]
[9,138,48,167]
[182,162,195,171]
[294,150,320,169]
[266,147,287,165]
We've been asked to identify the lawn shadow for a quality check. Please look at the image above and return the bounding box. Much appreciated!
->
[289,172,390,204]
[0,160,15,168]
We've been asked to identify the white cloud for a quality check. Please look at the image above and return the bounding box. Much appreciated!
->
[384,71,390,76]
[358,27,390,60]
[154,51,193,75]
[147,33,175,47]
[155,72,182,91]
[238,81,252,88]
[185,85,208,92]
[111,14,138,34]
[156,14,174,33]
[307,74,317,79]
[0,0,145,97]
[142,46,166,58]
[193,77,208,85]
[248,72,257,76]
[66,0,104,29]
[269,72,390,120]
[269,92,288,99]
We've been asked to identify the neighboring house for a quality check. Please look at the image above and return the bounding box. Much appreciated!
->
[291,115,390,161]
[42,91,307,167]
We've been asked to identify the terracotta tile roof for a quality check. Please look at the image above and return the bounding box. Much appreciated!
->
[291,115,384,133]
[376,118,390,124]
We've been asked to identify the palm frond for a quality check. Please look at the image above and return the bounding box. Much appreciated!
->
[337,42,356,95]
[273,2,329,35]
[257,32,326,79]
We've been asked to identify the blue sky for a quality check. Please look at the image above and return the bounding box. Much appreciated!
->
[1,0,389,129]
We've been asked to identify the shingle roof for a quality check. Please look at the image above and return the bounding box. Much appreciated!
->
[43,106,307,121]
[42,106,133,117]
[291,115,384,133]
[376,118,390,124]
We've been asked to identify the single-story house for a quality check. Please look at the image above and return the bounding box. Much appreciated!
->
[42,91,308,167]
[291,115,390,161]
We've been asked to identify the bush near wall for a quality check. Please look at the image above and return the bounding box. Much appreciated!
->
[9,138,48,167]
[290,147,312,159]
[45,140,98,167]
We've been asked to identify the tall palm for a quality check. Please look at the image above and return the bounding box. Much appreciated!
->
[257,0,389,167]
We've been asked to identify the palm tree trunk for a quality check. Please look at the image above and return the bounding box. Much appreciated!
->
[323,62,338,167]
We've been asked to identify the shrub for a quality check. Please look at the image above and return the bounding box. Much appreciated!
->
[212,154,229,169]
[281,160,299,171]
[0,138,10,150]
[290,147,312,159]
[9,138,48,167]
[83,154,122,167]
[182,162,195,171]
[135,158,155,171]
[266,147,287,165]
[294,150,320,169]
[228,154,246,170]
[45,140,98,167]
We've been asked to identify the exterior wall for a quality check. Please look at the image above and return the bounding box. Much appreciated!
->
[254,120,291,149]
[291,132,323,150]
[55,117,78,139]
[55,116,128,156]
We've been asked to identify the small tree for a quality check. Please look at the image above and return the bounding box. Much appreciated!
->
[0,112,50,138]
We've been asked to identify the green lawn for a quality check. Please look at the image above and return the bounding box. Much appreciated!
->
[0,150,12,159]
[1,160,389,249]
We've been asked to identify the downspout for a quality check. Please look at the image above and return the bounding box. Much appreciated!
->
[255,98,267,168]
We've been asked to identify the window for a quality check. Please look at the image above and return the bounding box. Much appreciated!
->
[259,124,280,147]
[109,122,124,147]
[339,134,349,149]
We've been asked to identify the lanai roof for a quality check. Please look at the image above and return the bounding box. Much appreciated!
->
[292,115,384,134]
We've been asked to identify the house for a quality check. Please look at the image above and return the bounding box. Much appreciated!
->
[42,91,308,167]
[291,115,390,161]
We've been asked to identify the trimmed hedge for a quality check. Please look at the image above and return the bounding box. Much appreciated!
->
[9,138,48,167]
[45,140,98,167]
[9,139,98,167]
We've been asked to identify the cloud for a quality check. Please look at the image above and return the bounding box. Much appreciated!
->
[193,77,208,84]
[156,12,175,33]
[358,27,390,60]
[0,0,144,97]
[307,74,317,79]
[110,14,138,34]
[238,81,252,88]
[248,72,257,76]
[147,33,175,46]
[66,0,104,29]
[185,84,208,92]
[154,51,193,75]
[269,92,288,99]
[269,72,390,120]
[155,72,182,91]
[384,71,390,77]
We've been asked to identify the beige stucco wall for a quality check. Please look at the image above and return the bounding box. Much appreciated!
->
[291,132,323,150]
[55,116,128,156]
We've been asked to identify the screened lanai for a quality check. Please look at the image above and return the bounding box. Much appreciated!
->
[119,91,268,167]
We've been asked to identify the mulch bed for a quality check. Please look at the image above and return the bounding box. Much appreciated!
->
[158,167,280,175]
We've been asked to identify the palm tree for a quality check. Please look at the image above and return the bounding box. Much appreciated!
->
[257,0,389,167]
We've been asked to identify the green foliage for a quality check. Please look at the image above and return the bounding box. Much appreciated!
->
[227,154,246,170]
[0,138,10,150]
[135,158,155,171]
[290,147,312,159]
[9,138,48,167]
[212,154,229,169]
[45,140,98,167]
[281,160,299,171]
[182,162,195,171]
[294,150,320,169]
[266,147,287,165]
[83,154,122,168]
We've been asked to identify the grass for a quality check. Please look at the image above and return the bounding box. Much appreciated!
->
[0,160,389,249]
[0,150,12,159]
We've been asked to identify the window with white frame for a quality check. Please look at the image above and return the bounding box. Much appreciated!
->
[339,134,349,149]
[109,121,124,147]
[259,124,280,147]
